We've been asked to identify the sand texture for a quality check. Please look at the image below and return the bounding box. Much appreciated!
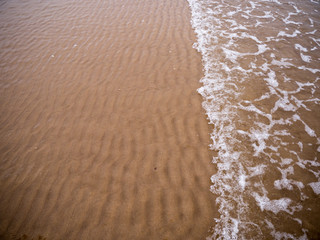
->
[0,0,217,239]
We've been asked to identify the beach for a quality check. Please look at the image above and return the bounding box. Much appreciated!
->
[2,0,320,239]
[0,0,217,239]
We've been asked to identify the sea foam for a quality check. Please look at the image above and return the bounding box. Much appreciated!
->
[187,0,320,239]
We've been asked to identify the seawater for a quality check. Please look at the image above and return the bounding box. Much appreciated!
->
[187,0,320,239]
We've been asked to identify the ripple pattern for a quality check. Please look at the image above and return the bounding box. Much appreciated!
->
[0,0,216,239]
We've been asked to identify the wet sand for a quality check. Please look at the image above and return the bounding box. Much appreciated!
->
[0,0,217,239]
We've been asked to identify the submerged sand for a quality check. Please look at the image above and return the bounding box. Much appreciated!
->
[0,0,217,239]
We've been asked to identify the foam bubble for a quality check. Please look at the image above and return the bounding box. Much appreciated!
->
[277,30,301,38]
[300,53,312,62]
[239,174,246,190]
[295,44,308,52]
[308,182,320,195]
[254,195,293,214]
[264,70,278,87]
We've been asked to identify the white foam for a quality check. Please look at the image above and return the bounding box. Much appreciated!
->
[298,66,320,74]
[300,53,312,62]
[295,44,308,52]
[248,165,267,177]
[264,70,278,87]
[266,220,308,240]
[274,166,305,191]
[254,194,293,214]
[281,158,293,166]
[239,174,247,190]
[277,30,301,38]
[271,58,294,68]
[309,182,320,195]
[187,0,320,238]
[292,114,316,137]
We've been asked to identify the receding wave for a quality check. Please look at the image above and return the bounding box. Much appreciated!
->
[187,0,320,239]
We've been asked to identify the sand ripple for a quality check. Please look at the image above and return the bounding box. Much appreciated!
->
[0,0,216,239]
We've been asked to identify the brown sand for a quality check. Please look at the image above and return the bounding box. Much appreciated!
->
[0,0,217,239]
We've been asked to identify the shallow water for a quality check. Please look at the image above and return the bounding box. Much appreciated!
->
[0,0,216,239]
[187,0,320,239]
